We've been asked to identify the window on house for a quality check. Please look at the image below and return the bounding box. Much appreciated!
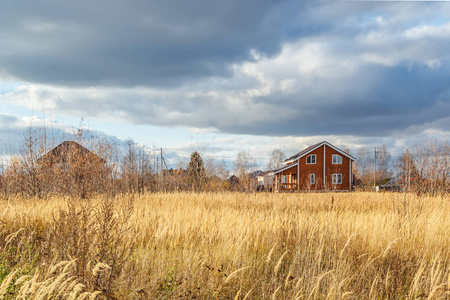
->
[332,154,342,164]
[310,173,315,185]
[306,154,316,164]
[281,175,287,183]
[332,173,342,184]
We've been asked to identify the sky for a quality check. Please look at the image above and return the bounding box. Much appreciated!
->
[0,0,449,170]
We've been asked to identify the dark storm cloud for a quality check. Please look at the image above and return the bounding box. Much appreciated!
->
[0,0,311,87]
[218,63,450,137]
[0,0,449,138]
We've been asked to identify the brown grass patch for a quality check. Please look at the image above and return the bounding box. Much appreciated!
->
[1,192,450,299]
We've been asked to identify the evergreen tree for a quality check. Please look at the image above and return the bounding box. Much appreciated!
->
[187,151,206,191]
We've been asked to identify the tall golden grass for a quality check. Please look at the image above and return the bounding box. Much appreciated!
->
[1,192,450,299]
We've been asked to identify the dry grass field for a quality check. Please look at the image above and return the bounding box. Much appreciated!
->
[1,192,450,299]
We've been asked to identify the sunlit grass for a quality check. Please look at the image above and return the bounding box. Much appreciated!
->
[1,192,450,299]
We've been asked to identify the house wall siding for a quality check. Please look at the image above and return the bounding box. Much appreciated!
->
[324,146,351,190]
[298,146,325,190]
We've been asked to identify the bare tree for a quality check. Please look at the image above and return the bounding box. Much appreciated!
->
[354,147,370,188]
[203,157,229,192]
[377,144,392,184]
[234,151,257,191]
[396,149,416,191]
[267,149,285,170]
[235,151,251,178]
[122,140,153,194]
[408,138,449,197]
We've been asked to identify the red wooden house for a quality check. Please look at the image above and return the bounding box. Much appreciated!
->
[273,141,356,192]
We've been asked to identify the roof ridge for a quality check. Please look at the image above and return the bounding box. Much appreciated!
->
[284,141,324,162]
[283,141,355,162]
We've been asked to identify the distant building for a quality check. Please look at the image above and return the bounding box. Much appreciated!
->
[256,171,274,192]
[376,177,402,192]
[39,141,105,167]
[227,175,239,185]
[164,168,187,176]
[38,141,108,198]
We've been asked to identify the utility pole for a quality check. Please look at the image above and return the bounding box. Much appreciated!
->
[407,156,411,192]
[160,148,163,174]
[374,147,377,190]
[160,148,164,192]
[156,154,159,190]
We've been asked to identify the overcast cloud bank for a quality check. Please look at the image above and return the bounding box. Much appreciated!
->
[0,0,448,158]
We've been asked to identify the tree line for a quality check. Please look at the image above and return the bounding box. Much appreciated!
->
[0,126,236,199]
[0,124,447,198]
[352,139,449,196]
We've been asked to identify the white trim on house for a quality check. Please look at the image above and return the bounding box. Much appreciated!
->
[297,161,300,191]
[282,156,294,165]
[310,173,315,185]
[323,145,326,186]
[349,160,352,189]
[273,162,298,175]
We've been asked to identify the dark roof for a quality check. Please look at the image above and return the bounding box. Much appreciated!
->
[227,175,239,184]
[39,141,105,164]
[248,170,264,178]
[284,141,324,162]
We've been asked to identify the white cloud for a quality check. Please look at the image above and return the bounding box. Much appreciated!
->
[427,59,442,69]
[404,23,450,39]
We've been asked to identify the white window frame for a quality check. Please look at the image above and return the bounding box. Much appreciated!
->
[332,154,342,164]
[306,154,316,164]
[332,173,342,184]
[310,173,315,185]
[281,175,287,184]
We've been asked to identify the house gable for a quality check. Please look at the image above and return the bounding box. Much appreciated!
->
[285,141,355,165]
